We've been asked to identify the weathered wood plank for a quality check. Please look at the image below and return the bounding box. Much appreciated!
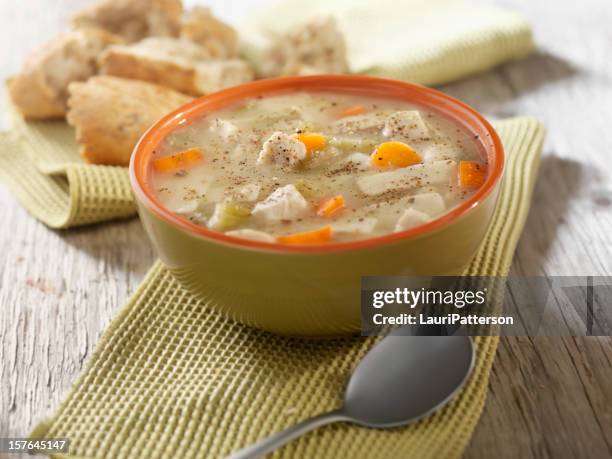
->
[458,0,612,456]
[1,0,612,458]
[0,186,156,442]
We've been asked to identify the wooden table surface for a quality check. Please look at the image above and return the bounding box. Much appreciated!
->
[1,1,611,458]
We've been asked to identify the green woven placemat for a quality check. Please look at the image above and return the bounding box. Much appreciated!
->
[0,117,545,458]
[0,112,136,228]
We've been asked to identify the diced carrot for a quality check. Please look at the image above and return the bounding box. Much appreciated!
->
[458,160,487,188]
[295,132,327,153]
[317,195,345,217]
[277,225,332,245]
[339,105,367,118]
[371,141,422,169]
[152,147,204,172]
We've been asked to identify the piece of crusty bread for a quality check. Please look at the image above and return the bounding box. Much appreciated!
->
[180,6,239,58]
[9,28,122,120]
[98,37,254,96]
[72,0,183,43]
[192,59,255,94]
[261,16,349,77]
[67,76,192,166]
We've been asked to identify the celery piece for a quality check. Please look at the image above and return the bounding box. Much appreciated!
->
[208,203,251,231]
[294,179,317,200]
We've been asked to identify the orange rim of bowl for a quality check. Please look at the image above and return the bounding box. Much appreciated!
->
[130,75,504,254]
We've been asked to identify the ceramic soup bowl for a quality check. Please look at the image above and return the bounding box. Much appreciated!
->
[130,75,504,337]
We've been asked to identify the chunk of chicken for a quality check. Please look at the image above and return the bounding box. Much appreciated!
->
[257,132,307,167]
[356,160,457,196]
[332,217,378,236]
[209,118,239,140]
[225,229,276,242]
[382,110,431,141]
[233,183,261,202]
[408,192,446,217]
[252,184,309,222]
[422,143,461,162]
[342,152,372,171]
[334,110,431,142]
[395,208,431,232]
[333,113,386,135]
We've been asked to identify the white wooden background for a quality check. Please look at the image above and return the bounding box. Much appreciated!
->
[1,0,612,458]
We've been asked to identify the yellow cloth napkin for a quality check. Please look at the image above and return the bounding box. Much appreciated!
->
[2,117,542,459]
[240,0,534,85]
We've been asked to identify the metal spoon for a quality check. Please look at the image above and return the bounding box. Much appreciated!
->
[227,326,475,459]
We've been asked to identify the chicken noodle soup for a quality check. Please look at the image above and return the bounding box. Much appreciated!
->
[151,92,487,244]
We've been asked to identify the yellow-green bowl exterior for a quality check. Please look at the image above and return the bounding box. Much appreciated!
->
[135,180,501,337]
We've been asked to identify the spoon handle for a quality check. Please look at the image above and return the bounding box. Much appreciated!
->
[226,410,349,459]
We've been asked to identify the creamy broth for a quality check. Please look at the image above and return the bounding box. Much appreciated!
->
[151,92,487,244]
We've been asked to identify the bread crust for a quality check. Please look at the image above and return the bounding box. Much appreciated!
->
[98,37,254,96]
[180,6,239,58]
[67,76,192,166]
[9,28,122,120]
[100,48,200,95]
[72,0,183,42]
[98,37,208,95]
[8,61,65,119]
[262,16,349,77]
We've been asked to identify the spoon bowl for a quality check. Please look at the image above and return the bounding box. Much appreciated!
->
[228,327,475,458]
[344,334,475,428]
